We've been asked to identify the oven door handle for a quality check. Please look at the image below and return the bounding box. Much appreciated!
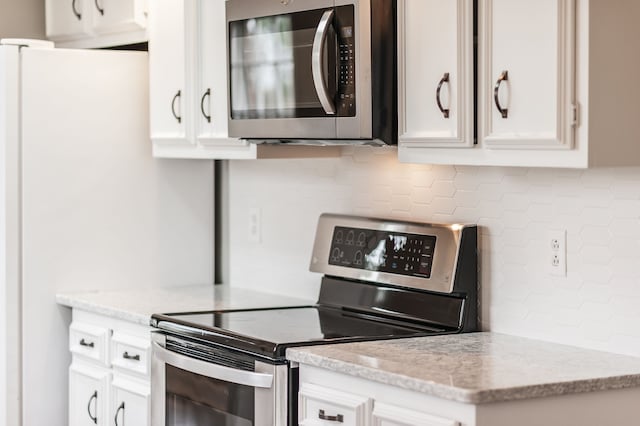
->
[152,342,274,388]
[312,9,337,115]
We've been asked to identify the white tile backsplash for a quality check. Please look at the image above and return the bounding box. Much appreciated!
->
[228,147,640,356]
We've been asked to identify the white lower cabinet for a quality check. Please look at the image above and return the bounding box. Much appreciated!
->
[297,364,640,426]
[68,310,150,426]
[298,367,467,426]
[69,363,110,426]
[111,375,150,426]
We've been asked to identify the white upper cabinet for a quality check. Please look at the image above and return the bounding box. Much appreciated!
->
[148,0,188,147]
[195,0,239,148]
[398,0,474,148]
[479,0,575,149]
[399,0,640,168]
[45,0,148,48]
[149,0,254,159]
[46,0,90,40]
[91,0,148,36]
[149,0,340,159]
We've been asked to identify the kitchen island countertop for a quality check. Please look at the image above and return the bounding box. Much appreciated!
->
[56,284,314,326]
[287,332,640,404]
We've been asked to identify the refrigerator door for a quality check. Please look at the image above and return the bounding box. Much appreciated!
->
[17,47,214,426]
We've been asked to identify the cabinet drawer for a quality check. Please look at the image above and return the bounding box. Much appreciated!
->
[110,331,150,377]
[299,383,371,426]
[372,401,460,426]
[70,322,110,366]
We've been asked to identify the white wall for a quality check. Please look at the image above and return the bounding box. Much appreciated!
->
[0,0,45,40]
[228,147,640,357]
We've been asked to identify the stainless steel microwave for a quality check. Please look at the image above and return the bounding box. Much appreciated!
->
[226,0,397,145]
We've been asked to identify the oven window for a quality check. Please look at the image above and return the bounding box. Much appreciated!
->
[166,364,254,426]
[229,8,337,119]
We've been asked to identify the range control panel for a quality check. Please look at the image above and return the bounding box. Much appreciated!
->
[328,226,436,279]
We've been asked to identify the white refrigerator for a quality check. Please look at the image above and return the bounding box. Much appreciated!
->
[0,40,215,426]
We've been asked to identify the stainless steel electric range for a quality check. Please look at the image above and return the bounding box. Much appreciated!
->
[150,214,478,426]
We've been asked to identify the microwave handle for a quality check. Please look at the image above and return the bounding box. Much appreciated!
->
[152,341,274,388]
[312,9,337,115]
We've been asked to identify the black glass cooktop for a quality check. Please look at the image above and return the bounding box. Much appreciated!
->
[151,306,445,360]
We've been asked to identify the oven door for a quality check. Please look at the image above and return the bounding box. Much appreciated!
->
[226,0,371,141]
[151,333,288,426]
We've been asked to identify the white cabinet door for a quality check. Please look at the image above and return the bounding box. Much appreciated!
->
[372,402,461,426]
[195,0,246,149]
[149,0,190,146]
[399,0,474,148]
[111,375,150,426]
[46,0,90,40]
[91,0,147,35]
[69,363,111,426]
[479,0,576,149]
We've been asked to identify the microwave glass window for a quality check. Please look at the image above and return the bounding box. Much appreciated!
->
[165,365,254,426]
[229,7,355,119]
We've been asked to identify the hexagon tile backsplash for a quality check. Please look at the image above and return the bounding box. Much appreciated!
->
[228,147,640,356]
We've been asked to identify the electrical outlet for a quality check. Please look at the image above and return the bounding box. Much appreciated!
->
[248,208,261,243]
[547,230,567,277]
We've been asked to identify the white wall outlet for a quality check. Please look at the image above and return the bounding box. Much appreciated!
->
[547,230,567,277]
[248,207,261,243]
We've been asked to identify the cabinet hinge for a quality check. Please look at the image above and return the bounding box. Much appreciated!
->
[571,103,580,127]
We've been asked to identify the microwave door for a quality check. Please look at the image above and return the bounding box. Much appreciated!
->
[227,6,340,140]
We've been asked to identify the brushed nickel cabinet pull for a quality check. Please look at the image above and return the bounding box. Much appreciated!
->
[87,391,97,424]
[123,351,141,361]
[436,72,451,119]
[79,338,95,348]
[318,409,344,423]
[494,70,509,119]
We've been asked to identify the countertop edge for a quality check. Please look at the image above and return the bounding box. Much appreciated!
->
[286,348,640,404]
[56,294,151,326]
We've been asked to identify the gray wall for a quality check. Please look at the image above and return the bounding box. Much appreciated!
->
[0,0,45,40]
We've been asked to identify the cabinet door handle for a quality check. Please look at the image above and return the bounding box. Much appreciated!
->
[318,409,344,423]
[114,402,125,426]
[94,0,104,15]
[436,72,451,119]
[79,338,95,348]
[171,90,182,123]
[87,391,98,424]
[72,0,81,20]
[494,70,509,119]
[123,351,140,361]
[200,89,212,123]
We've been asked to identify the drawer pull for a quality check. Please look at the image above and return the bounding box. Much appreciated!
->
[319,409,343,423]
[79,338,95,348]
[123,351,141,361]
[87,390,98,424]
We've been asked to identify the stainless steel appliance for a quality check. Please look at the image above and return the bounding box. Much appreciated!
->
[226,0,397,145]
[151,214,478,425]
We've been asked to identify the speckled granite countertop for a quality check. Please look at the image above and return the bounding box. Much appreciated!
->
[287,332,640,404]
[56,285,314,326]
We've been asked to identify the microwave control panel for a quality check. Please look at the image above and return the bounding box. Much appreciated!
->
[336,6,356,116]
[328,226,436,279]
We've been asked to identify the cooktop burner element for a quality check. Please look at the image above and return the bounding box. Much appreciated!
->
[151,214,478,361]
